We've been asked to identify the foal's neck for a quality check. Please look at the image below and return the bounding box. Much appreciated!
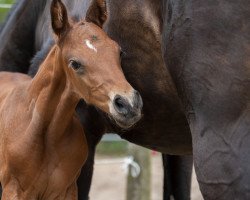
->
[28,46,80,136]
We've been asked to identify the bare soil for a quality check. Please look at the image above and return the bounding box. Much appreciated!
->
[89,153,203,200]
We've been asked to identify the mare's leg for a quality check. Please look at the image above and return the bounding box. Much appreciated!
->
[76,103,106,200]
[190,115,250,200]
[162,155,193,200]
[162,0,250,198]
[77,145,96,200]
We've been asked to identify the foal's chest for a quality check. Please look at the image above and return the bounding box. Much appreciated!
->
[0,101,87,198]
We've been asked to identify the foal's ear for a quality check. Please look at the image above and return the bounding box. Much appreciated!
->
[85,0,107,28]
[51,0,70,38]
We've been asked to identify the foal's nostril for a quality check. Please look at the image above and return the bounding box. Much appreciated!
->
[113,95,130,116]
[115,97,124,109]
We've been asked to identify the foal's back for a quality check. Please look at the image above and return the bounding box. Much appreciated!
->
[0,72,30,110]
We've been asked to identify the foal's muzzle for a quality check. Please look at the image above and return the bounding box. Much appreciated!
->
[111,90,143,129]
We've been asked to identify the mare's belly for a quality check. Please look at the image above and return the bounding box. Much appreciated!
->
[120,115,193,155]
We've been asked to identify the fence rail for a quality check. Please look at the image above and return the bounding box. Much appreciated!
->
[0,4,12,8]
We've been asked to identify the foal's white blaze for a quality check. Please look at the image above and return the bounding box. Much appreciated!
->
[85,39,97,52]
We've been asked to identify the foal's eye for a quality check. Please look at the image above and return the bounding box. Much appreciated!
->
[69,60,82,71]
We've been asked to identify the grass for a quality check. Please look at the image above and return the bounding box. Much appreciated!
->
[0,7,9,22]
[96,141,128,157]
[0,0,15,3]
[0,0,15,22]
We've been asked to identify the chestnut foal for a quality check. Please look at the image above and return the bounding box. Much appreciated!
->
[0,0,142,199]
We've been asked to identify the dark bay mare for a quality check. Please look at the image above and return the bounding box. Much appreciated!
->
[0,0,193,199]
[162,0,250,199]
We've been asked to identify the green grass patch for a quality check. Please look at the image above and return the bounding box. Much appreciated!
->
[96,141,128,156]
[0,0,15,22]
[0,0,15,4]
[0,7,9,22]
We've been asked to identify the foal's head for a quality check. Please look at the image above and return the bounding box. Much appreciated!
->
[50,0,142,128]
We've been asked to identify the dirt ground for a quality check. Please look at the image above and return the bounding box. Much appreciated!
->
[89,153,203,200]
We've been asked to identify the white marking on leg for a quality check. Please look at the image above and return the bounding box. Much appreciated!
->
[85,39,97,52]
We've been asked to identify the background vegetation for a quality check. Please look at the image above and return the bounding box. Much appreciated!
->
[0,0,15,22]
